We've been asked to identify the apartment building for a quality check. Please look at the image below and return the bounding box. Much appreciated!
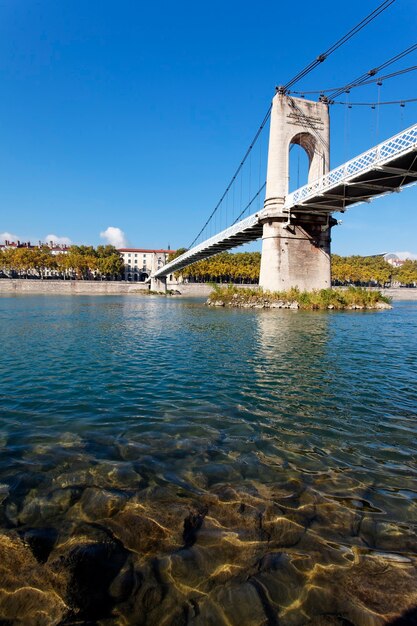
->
[117,248,176,282]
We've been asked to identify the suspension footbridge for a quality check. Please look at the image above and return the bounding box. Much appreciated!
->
[152,93,417,292]
[149,1,417,292]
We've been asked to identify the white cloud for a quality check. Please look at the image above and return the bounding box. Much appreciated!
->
[45,234,72,245]
[100,226,127,248]
[393,251,417,260]
[0,231,19,243]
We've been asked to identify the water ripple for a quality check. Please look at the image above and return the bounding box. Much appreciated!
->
[0,295,416,624]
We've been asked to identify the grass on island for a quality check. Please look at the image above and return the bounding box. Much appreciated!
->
[133,289,180,296]
[207,284,391,310]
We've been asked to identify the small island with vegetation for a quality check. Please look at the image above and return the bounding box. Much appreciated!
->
[206,285,392,310]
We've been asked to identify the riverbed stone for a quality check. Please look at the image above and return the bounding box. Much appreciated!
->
[0,532,68,625]
[22,526,58,563]
[74,486,128,520]
[64,537,130,621]
[18,487,82,525]
[359,518,417,552]
[105,504,180,557]
[207,581,268,626]
[302,554,417,625]
[0,483,8,504]
[263,516,306,547]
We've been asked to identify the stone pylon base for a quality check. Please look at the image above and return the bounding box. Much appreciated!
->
[259,216,334,292]
[150,276,167,292]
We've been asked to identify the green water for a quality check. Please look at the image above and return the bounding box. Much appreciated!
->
[0,294,416,625]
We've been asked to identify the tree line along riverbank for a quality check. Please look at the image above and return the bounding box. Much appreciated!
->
[0,245,124,280]
[169,250,417,287]
[1,246,417,287]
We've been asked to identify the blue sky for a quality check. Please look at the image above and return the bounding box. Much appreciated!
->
[0,0,416,256]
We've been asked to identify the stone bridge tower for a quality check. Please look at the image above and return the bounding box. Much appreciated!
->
[259,92,335,292]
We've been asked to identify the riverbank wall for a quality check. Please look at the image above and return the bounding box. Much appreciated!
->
[0,279,149,295]
[379,288,417,301]
[0,280,253,297]
[0,279,416,300]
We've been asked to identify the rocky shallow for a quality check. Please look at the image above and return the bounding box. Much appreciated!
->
[206,287,393,310]
[0,432,416,625]
[207,295,392,310]
[0,295,415,625]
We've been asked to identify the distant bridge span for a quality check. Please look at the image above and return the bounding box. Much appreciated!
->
[155,120,417,282]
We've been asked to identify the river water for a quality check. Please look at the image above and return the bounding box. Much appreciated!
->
[0,294,416,625]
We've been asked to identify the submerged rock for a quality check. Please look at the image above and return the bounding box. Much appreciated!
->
[64,537,129,621]
[18,487,82,526]
[0,532,68,625]
[302,553,417,624]
[21,527,58,564]
[105,505,178,557]
[76,487,128,521]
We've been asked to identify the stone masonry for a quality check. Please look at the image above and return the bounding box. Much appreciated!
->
[259,93,334,292]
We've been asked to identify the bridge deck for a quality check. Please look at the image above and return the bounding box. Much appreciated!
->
[156,213,263,277]
[285,122,417,214]
[156,123,417,278]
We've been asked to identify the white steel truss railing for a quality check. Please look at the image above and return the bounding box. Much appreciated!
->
[154,212,260,277]
[284,122,417,208]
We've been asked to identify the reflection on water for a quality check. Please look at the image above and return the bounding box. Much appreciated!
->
[0,295,416,624]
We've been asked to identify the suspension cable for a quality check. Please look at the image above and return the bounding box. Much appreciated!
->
[282,0,396,91]
[328,43,417,100]
[290,65,417,95]
[188,106,271,248]
[334,97,417,106]
[232,183,267,225]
